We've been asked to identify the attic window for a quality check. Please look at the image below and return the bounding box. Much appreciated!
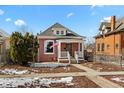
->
[56,31,59,35]
[61,31,64,35]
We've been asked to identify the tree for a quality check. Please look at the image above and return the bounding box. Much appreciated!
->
[9,32,39,66]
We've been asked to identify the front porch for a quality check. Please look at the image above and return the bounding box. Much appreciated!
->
[57,39,84,64]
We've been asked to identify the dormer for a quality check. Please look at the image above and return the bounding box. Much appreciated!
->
[52,28,66,35]
[99,22,111,35]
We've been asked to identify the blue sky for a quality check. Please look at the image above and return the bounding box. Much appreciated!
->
[0,5,124,39]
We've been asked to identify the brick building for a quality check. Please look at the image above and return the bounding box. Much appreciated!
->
[94,16,124,64]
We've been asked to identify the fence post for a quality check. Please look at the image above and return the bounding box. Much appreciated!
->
[120,55,122,68]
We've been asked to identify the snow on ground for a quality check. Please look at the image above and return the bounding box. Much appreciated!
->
[0,77,73,88]
[0,69,30,75]
[111,77,124,82]
[31,63,70,68]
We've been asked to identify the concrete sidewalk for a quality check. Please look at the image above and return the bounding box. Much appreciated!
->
[0,72,87,78]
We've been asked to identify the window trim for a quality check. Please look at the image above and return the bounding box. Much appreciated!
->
[44,40,54,54]
[61,31,64,35]
[101,43,105,51]
[107,44,110,49]
[56,31,59,35]
[97,43,100,51]
[115,43,119,49]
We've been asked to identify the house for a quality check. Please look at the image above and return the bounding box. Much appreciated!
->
[37,23,85,63]
[0,28,10,63]
[94,16,124,63]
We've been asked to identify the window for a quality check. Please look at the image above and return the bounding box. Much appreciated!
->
[44,40,54,54]
[97,44,100,51]
[56,31,59,35]
[61,31,64,35]
[101,43,105,51]
[115,43,119,49]
[0,44,1,54]
[107,44,110,49]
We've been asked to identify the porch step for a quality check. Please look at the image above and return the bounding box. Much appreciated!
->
[71,58,77,64]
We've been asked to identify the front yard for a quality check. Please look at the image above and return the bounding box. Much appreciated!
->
[82,62,124,72]
[0,64,85,75]
[102,75,124,87]
[1,62,124,88]
[0,76,100,88]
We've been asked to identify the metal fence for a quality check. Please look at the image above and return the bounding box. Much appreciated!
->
[94,54,123,67]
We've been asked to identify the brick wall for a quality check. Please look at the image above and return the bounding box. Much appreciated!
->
[95,33,120,55]
[38,39,58,62]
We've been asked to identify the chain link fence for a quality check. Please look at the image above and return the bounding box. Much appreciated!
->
[94,54,123,67]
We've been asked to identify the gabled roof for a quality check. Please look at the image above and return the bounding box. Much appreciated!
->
[38,22,84,38]
[95,16,124,38]
[99,22,111,31]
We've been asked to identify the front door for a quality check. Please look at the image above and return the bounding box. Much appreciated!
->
[66,43,72,56]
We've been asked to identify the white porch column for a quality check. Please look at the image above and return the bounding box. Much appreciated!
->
[78,43,80,52]
[58,41,61,63]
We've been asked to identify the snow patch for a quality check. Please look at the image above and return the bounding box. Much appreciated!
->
[111,77,124,82]
[0,69,30,75]
[31,63,69,68]
[0,77,73,88]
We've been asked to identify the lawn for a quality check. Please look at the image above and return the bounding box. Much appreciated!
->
[0,76,100,88]
[0,64,85,75]
[82,62,124,72]
[102,75,124,87]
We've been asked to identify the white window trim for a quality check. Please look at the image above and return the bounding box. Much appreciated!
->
[44,40,54,54]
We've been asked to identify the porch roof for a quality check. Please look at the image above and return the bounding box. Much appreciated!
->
[57,39,83,43]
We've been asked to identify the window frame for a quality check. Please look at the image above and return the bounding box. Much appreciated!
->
[44,40,54,54]
[107,44,110,49]
[97,43,100,51]
[56,31,59,35]
[115,43,119,49]
[101,43,105,51]
[61,31,64,35]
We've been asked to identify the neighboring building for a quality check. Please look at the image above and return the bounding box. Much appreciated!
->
[85,43,95,62]
[0,28,10,63]
[94,16,124,63]
[37,23,85,63]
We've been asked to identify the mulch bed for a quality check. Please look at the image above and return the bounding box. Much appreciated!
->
[71,76,100,88]
[82,62,124,72]
[0,65,85,74]
[17,76,100,88]
[102,75,124,87]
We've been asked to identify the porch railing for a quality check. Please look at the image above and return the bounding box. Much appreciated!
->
[58,51,71,64]
[74,51,84,63]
